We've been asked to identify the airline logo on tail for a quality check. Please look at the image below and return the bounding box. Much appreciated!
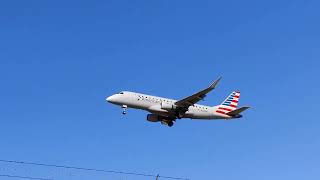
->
[216,91,240,115]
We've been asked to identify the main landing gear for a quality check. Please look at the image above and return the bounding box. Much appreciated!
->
[161,120,175,127]
[176,113,183,119]
[167,121,174,127]
[175,110,185,119]
[122,105,127,115]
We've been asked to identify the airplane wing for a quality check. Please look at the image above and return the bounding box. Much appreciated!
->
[175,77,222,108]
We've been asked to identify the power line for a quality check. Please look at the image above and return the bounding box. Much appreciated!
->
[0,174,53,180]
[0,159,190,180]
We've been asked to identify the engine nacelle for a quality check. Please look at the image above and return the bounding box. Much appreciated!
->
[147,114,175,126]
[147,114,163,122]
[161,102,177,111]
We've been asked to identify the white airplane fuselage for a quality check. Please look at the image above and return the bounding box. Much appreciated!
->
[107,91,231,120]
[106,77,249,127]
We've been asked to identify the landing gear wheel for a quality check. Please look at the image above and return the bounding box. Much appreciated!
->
[122,105,127,115]
[168,121,174,127]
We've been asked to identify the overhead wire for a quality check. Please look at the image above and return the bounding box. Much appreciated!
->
[0,159,190,180]
[0,174,54,180]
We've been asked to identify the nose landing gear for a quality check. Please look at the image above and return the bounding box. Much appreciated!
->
[122,105,127,115]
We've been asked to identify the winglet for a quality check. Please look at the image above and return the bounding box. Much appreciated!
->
[226,106,250,116]
[209,76,222,89]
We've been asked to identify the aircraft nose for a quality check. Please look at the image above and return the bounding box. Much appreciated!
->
[106,95,115,103]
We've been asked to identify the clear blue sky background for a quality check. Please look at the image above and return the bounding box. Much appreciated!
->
[0,0,319,180]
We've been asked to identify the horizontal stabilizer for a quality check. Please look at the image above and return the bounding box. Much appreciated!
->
[226,106,250,116]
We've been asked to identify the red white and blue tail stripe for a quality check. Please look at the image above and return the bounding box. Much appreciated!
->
[216,91,240,115]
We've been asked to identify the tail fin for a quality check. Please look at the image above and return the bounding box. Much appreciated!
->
[215,91,240,114]
[221,91,240,109]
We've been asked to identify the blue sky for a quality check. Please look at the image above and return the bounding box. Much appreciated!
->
[0,0,320,179]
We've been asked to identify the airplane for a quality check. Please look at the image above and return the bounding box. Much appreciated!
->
[106,77,250,127]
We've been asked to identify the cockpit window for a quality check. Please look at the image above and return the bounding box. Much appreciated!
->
[118,92,124,94]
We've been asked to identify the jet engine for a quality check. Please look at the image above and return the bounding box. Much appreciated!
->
[147,114,175,127]
[147,114,163,122]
